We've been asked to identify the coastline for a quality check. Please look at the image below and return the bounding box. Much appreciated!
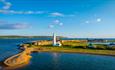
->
[3,39,115,69]
[3,46,115,70]
[3,48,32,70]
[31,47,115,56]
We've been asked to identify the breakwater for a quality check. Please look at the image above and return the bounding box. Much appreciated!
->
[3,40,87,67]
[4,48,32,68]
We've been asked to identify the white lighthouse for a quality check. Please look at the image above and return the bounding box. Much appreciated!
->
[52,33,62,46]
[53,33,57,46]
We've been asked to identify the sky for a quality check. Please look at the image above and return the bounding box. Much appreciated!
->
[0,0,115,38]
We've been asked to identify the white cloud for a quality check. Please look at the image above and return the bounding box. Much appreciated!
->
[50,12,76,17]
[0,0,75,18]
[59,22,63,26]
[9,10,24,14]
[85,21,89,23]
[24,11,45,14]
[25,11,34,14]
[84,18,102,24]
[48,19,64,28]
[12,23,29,29]
[0,0,12,10]
[0,0,45,15]
[0,19,29,29]
[35,11,45,14]
[3,2,12,9]
[50,12,64,17]
[53,20,60,24]
[53,20,63,26]
[0,10,9,14]
[97,18,102,22]
[0,9,45,14]
[49,25,54,28]
[53,19,63,25]
[0,22,29,29]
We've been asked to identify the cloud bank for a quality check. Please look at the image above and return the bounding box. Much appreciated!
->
[50,12,64,17]
[0,0,45,15]
[0,0,12,10]
[0,21,29,29]
[85,18,102,24]
[0,0,75,18]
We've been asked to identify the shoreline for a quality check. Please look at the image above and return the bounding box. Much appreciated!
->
[2,47,115,70]
[31,47,115,57]
[3,48,32,70]
[3,39,115,70]
[35,50,115,57]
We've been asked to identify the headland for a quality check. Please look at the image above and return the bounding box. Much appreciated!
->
[3,39,115,69]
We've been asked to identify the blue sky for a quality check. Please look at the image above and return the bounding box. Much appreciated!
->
[0,0,115,38]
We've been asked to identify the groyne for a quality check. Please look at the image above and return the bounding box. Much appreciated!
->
[4,48,32,67]
[3,40,88,67]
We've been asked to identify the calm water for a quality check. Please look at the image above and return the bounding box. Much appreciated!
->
[18,52,115,70]
[0,38,115,70]
[0,38,51,61]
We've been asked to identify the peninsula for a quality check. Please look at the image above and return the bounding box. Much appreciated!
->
[3,34,115,69]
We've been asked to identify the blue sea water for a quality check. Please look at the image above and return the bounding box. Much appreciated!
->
[0,38,51,61]
[0,38,115,70]
[18,52,115,70]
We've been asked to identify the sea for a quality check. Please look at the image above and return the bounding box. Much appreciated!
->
[0,38,115,70]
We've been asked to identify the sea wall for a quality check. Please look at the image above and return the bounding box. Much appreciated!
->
[61,40,87,43]
[61,40,87,46]
[4,48,32,67]
[31,40,88,46]
[4,40,87,67]
[32,40,52,46]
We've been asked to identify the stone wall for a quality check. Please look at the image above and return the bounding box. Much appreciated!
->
[32,40,87,46]
[32,40,52,46]
[61,40,88,46]
[61,40,87,43]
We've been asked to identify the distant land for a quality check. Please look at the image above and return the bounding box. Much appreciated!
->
[0,35,66,39]
[0,36,115,41]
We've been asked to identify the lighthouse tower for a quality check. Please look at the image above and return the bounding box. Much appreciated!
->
[53,33,57,46]
[52,33,62,46]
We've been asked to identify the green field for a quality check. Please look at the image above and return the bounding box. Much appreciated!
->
[28,45,115,56]
[20,40,115,56]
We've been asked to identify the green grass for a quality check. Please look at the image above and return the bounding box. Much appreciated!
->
[21,41,115,56]
[28,45,115,56]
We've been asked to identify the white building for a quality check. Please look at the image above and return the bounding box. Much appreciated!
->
[108,43,115,47]
[53,33,56,46]
[53,33,62,46]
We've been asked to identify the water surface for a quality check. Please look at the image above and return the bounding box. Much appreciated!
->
[0,38,115,70]
[18,52,115,70]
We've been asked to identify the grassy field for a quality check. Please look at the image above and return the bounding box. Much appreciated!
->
[29,45,115,56]
[21,40,115,56]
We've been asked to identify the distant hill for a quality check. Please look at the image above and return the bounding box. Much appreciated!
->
[0,35,66,39]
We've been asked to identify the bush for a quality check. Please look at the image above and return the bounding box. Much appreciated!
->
[88,43,96,49]
[82,46,87,49]
[28,43,33,47]
[107,46,115,50]
[95,44,107,50]
[111,46,115,50]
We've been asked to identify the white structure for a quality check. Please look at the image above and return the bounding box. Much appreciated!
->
[108,43,115,47]
[53,33,57,46]
[53,33,62,46]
